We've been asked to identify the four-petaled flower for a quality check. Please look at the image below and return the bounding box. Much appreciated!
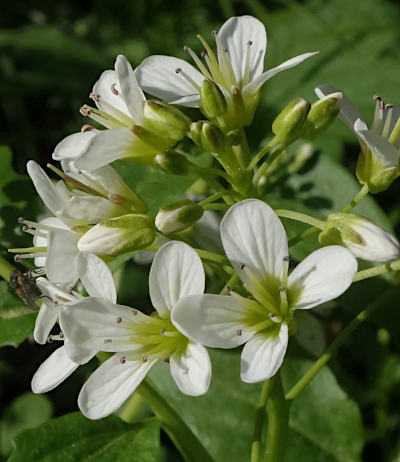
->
[136,15,318,129]
[172,199,357,383]
[60,241,211,420]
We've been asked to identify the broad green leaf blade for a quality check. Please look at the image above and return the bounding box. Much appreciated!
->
[0,280,36,348]
[283,357,364,462]
[148,349,364,462]
[8,413,160,462]
[0,393,53,457]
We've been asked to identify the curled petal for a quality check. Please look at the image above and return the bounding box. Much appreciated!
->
[240,323,288,383]
[33,299,59,345]
[52,131,96,162]
[170,342,211,396]
[31,346,79,393]
[288,246,357,310]
[135,55,203,107]
[115,55,146,123]
[149,241,205,317]
[78,353,156,420]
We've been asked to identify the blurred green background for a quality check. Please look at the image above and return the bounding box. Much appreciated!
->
[1,0,400,460]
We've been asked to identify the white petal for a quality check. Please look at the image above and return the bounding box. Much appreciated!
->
[77,253,116,303]
[27,161,65,217]
[78,353,156,420]
[63,195,123,224]
[344,216,400,262]
[149,241,205,317]
[46,229,79,285]
[354,121,399,168]
[115,55,146,123]
[93,69,131,119]
[33,299,59,344]
[52,131,96,161]
[31,346,79,393]
[170,342,211,396]
[240,323,288,383]
[36,277,75,302]
[244,52,318,95]
[33,217,68,268]
[74,128,155,171]
[171,294,252,348]
[315,84,364,132]
[60,297,146,362]
[135,55,204,107]
[288,246,357,310]
[217,15,266,84]
[221,199,288,291]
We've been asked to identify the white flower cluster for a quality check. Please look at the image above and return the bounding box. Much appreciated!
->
[11,15,400,421]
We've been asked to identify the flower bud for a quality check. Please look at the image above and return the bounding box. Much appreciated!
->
[200,80,228,119]
[132,125,172,151]
[356,148,398,194]
[200,122,227,154]
[302,92,343,139]
[190,121,205,146]
[319,212,400,262]
[154,150,190,176]
[143,100,191,142]
[77,214,156,256]
[226,129,242,146]
[155,200,204,234]
[272,98,311,145]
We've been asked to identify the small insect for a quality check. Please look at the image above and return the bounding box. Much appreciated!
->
[10,269,42,310]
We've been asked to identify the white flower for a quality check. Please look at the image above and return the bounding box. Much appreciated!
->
[320,212,400,262]
[32,253,116,393]
[27,160,147,225]
[60,241,211,419]
[315,85,399,192]
[136,15,318,128]
[172,199,357,383]
[56,55,190,172]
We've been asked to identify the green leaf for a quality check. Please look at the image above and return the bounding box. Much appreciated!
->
[283,356,364,462]
[8,413,160,462]
[0,393,53,457]
[148,349,364,462]
[0,280,36,348]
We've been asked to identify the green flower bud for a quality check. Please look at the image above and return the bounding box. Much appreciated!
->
[200,79,228,119]
[77,214,155,256]
[132,125,172,151]
[155,200,204,234]
[200,122,227,154]
[302,92,343,139]
[143,100,191,143]
[356,149,398,194]
[154,150,190,176]
[272,98,311,145]
[319,212,400,262]
[190,121,205,147]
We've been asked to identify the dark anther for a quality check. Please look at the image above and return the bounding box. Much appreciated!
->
[183,45,189,51]
[211,30,218,36]
[279,286,286,292]
[175,67,182,73]
[120,356,126,364]
[200,50,207,57]
[18,217,25,223]
[142,354,149,363]
[116,317,122,324]
[111,83,119,95]
[104,338,112,344]
[160,328,166,335]
[240,263,245,270]
[14,255,20,262]
[247,40,253,46]
[237,329,242,336]
[283,256,290,263]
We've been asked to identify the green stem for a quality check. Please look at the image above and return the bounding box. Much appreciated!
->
[198,192,225,207]
[341,184,369,213]
[264,373,290,462]
[353,259,400,282]
[0,255,15,280]
[251,378,273,462]
[138,378,215,462]
[190,164,230,181]
[253,143,285,187]
[119,391,146,422]
[287,226,319,247]
[247,141,274,172]
[275,210,325,229]
[203,203,229,211]
[285,287,400,400]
